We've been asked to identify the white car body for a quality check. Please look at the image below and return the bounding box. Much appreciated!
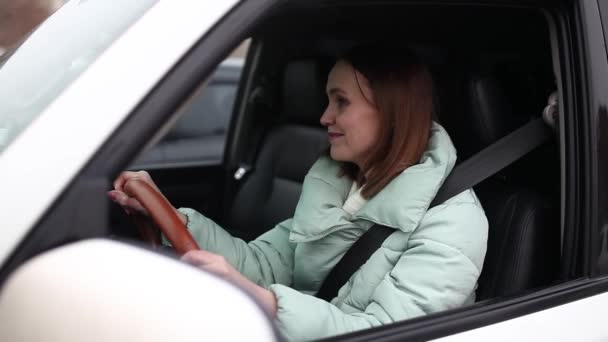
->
[0,0,606,341]
[0,0,237,263]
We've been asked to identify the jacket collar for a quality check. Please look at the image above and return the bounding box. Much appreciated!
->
[290,122,456,242]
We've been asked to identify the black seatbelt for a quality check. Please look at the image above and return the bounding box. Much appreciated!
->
[316,224,393,301]
[316,117,553,302]
[430,117,553,207]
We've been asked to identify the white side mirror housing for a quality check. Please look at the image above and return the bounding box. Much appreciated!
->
[0,239,277,342]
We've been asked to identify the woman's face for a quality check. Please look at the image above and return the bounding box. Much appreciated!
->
[320,60,381,168]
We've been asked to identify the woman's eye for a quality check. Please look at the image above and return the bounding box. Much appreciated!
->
[336,97,349,108]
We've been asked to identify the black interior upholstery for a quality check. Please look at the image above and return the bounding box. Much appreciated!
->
[475,181,559,299]
[228,60,328,241]
[281,61,330,126]
[441,69,560,300]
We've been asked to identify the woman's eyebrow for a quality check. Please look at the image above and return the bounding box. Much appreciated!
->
[327,87,346,96]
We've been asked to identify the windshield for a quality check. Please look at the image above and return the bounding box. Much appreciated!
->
[0,0,159,154]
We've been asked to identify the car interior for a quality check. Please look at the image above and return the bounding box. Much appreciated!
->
[113,0,562,335]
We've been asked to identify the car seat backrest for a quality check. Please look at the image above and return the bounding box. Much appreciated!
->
[441,68,560,300]
[228,60,329,241]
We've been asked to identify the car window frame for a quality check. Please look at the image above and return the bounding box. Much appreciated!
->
[589,0,608,277]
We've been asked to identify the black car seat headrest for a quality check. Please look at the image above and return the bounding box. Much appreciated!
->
[468,71,530,147]
[282,60,328,126]
[437,64,535,160]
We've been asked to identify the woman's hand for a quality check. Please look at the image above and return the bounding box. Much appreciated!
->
[182,250,277,317]
[108,171,156,214]
[108,170,187,224]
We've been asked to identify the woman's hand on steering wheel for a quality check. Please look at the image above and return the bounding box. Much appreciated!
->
[108,171,187,225]
[108,170,156,215]
[108,170,196,254]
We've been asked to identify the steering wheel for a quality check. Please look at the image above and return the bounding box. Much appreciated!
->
[123,178,200,255]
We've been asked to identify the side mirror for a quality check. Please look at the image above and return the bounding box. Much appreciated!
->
[0,239,277,342]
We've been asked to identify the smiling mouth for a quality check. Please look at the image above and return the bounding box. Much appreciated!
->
[328,132,344,141]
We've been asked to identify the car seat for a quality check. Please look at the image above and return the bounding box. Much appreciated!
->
[228,60,329,241]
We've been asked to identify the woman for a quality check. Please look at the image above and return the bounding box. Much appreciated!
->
[109,46,488,341]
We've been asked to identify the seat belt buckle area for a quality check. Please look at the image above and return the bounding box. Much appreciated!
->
[234,164,252,181]
[542,91,559,132]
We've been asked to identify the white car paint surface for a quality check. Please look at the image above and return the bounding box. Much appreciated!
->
[434,292,608,341]
[0,239,277,342]
[0,0,238,264]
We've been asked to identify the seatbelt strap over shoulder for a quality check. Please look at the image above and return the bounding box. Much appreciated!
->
[316,117,553,302]
[430,117,553,207]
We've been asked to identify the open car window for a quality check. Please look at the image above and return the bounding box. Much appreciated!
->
[110,3,562,340]
[110,2,562,340]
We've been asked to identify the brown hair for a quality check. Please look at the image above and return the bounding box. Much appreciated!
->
[339,45,434,198]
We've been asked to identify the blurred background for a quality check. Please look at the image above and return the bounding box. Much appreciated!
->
[0,0,249,59]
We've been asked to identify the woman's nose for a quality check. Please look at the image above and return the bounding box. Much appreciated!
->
[320,106,334,127]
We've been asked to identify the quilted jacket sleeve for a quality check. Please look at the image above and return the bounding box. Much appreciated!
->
[268,201,488,341]
[176,208,296,287]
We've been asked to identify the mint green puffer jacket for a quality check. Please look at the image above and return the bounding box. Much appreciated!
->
[178,122,488,341]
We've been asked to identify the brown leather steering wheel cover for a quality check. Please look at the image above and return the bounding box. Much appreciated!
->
[124,178,200,255]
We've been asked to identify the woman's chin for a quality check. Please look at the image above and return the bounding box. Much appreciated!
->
[329,148,351,163]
